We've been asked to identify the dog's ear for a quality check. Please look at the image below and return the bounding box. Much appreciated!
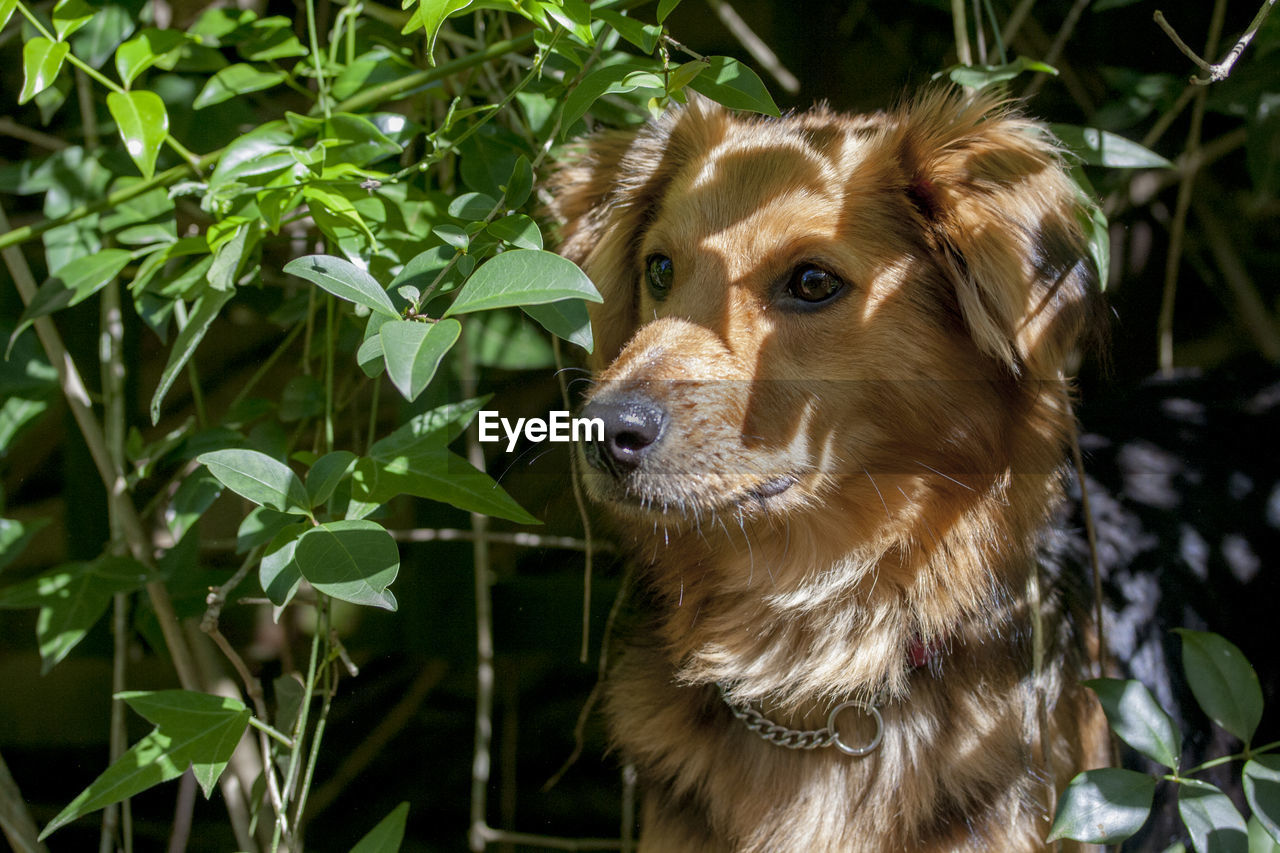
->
[549,98,730,368]
[892,92,1101,378]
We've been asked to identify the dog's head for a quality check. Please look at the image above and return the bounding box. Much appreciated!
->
[552,92,1101,531]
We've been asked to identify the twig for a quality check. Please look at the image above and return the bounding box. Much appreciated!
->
[460,322,497,853]
[165,771,196,853]
[391,527,610,552]
[1157,0,1227,373]
[1191,192,1280,361]
[1000,0,1037,45]
[0,117,68,150]
[951,0,973,67]
[553,338,598,663]
[704,0,800,94]
[201,548,263,632]
[0,202,204,697]
[472,826,621,851]
[1023,0,1092,99]
[1154,1,1275,84]
[305,662,446,818]
[0,750,47,853]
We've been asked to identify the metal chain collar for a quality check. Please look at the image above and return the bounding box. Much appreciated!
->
[718,685,885,757]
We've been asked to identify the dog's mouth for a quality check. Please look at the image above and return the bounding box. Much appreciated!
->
[746,474,798,501]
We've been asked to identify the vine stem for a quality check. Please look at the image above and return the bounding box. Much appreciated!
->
[1157,0,1227,373]
[0,203,203,698]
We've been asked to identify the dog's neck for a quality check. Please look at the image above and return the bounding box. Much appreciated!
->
[630,463,1063,714]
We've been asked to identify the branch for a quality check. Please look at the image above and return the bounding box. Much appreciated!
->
[0,750,47,853]
[1154,0,1275,85]
[704,0,800,94]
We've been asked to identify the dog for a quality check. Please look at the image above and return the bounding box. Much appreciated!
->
[550,91,1111,852]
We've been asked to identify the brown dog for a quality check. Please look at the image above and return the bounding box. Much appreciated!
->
[552,91,1109,852]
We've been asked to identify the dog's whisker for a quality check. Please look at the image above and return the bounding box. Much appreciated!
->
[912,460,976,492]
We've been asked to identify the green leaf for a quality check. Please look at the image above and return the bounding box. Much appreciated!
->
[594,9,660,53]
[1176,629,1263,745]
[208,221,253,291]
[193,63,286,109]
[487,214,542,250]
[284,255,398,318]
[236,506,305,553]
[942,56,1058,90]
[51,0,94,40]
[166,470,223,541]
[40,690,249,839]
[1245,757,1280,846]
[379,318,461,402]
[416,0,475,60]
[1179,779,1249,853]
[443,249,601,317]
[197,448,310,513]
[293,520,400,610]
[20,39,70,105]
[70,2,134,69]
[351,802,410,853]
[522,299,592,352]
[0,0,17,32]
[688,56,780,117]
[1252,816,1280,853]
[656,0,682,23]
[259,523,306,609]
[448,191,498,220]
[1047,768,1155,844]
[561,62,664,135]
[305,451,357,507]
[502,155,534,209]
[0,555,151,674]
[107,90,168,179]
[1052,125,1173,169]
[150,287,235,424]
[1085,678,1182,770]
[433,224,469,252]
[115,28,187,87]
[58,249,134,306]
[352,452,539,525]
[369,396,490,457]
[0,517,51,572]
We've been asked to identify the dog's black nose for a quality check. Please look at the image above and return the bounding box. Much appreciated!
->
[580,395,667,475]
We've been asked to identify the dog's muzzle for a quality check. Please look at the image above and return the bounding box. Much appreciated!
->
[580,393,668,477]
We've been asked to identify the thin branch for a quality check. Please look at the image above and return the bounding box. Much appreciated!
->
[704,0,800,94]
[201,548,263,632]
[553,338,598,663]
[0,749,48,853]
[0,201,204,696]
[1191,192,1280,361]
[305,662,446,818]
[1000,0,1037,45]
[1023,0,1091,99]
[1157,0,1227,372]
[1154,1,1275,84]
[0,117,68,150]
[951,0,973,67]
[472,826,622,851]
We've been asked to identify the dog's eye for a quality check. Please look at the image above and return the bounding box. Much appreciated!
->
[645,254,674,301]
[786,265,844,304]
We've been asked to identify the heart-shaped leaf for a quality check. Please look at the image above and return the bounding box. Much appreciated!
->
[293,520,400,610]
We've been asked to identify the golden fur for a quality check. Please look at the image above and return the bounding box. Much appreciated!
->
[551,92,1109,852]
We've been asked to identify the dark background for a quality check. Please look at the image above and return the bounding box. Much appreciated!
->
[1,0,1278,850]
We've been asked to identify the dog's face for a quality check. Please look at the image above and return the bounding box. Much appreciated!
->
[553,94,1099,535]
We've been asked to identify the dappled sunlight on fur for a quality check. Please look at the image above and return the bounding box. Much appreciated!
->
[552,90,1108,852]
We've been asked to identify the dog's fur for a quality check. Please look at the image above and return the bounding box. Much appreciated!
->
[551,92,1110,852]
